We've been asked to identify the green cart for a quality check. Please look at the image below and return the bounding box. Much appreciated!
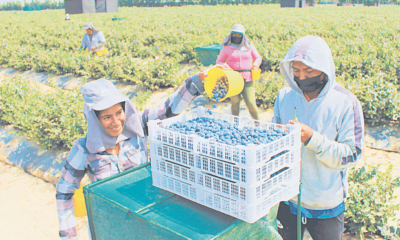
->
[84,163,283,240]
[195,44,224,66]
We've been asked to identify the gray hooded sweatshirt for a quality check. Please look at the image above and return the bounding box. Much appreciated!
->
[273,36,364,218]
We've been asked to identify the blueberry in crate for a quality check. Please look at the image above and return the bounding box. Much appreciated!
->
[164,117,287,146]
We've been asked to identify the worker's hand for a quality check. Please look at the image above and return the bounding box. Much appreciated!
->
[289,118,313,143]
[199,71,207,81]
[216,64,232,71]
[91,46,96,51]
[251,65,259,71]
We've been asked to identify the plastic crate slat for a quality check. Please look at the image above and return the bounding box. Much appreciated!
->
[152,156,300,204]
[149,107,301,223]
[152,170,300,223]
[151,142,300,185]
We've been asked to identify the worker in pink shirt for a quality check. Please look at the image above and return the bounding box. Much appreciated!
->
[216,24,262,119]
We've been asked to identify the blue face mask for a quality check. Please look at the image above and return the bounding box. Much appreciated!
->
[294,73,326,93]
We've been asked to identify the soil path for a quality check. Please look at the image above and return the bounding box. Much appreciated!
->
[0,147,398,240]
[0,162,89,240]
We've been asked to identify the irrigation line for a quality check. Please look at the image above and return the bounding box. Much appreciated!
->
[366,145,400,153]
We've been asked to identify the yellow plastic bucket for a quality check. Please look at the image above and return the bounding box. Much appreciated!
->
[73,184,87,217]
[95,47,109,56]
[85,47,109,56]
[251,69,261,81]
[205,67,244,102]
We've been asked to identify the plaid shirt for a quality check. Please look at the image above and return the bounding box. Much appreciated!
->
[56,74,204,239]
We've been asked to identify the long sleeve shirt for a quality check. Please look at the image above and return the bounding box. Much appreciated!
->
[216,44,262,82]
[273,36,365,214]
[80,31,106,52]
[56,73,205,239]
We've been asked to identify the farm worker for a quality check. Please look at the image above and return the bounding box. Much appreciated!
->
[56,71,208,239]
[78,22,106,53]
[273,36,365,240]
[216,24,262,120]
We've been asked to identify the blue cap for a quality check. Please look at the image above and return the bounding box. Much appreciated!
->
[80,79,128,111]
[231,31,243,36]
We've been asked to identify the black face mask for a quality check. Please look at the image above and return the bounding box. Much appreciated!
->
[231,36,243,45]
[294,73,327,93]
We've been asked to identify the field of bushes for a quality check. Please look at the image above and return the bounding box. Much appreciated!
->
[0,5,400,239]
[1,5,399,126]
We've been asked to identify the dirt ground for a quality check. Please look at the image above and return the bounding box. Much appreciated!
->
[0,147,398,240]
[0,162,89,240]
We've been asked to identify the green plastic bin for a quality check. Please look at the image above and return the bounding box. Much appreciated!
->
[23,6,34,11]
[84,163,283,240]
[195,43,224,66]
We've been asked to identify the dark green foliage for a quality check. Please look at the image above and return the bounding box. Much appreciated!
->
[345,164,400,239]
[0,77,152,149]
[0,77,86,149]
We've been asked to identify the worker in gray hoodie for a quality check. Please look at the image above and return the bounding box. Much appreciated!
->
[273,36,364,240]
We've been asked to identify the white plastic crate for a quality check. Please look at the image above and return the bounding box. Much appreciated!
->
[151,155,300,205]
[149,106,302,223]
[150,141,300,186]
[148,107,301,167]
[151,161,300,223]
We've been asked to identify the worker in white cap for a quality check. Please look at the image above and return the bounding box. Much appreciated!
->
[78,22,106,54]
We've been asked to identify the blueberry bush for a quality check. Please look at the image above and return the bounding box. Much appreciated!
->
[0,77,153,149]
[0,6,399,124]
[345,164,400,239]
[0,77,86,149]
